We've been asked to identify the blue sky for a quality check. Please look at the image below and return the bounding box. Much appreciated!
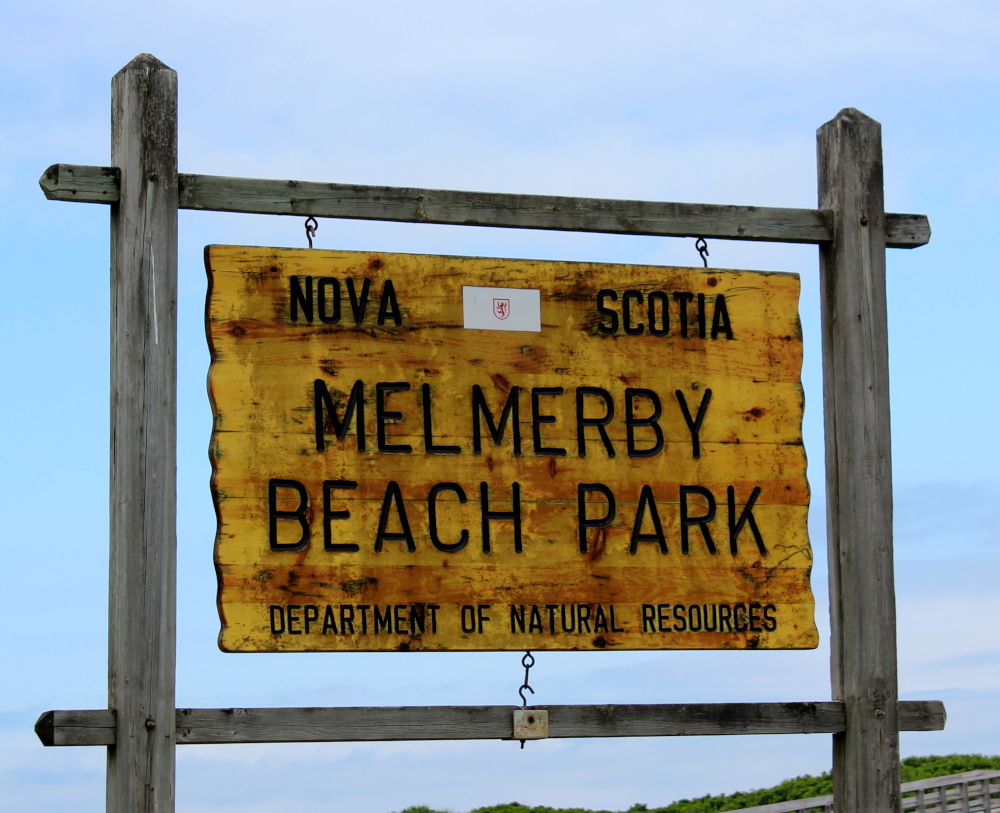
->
[2,3,999,812]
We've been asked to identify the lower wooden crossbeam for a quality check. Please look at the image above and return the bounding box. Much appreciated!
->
[35,700,945,746]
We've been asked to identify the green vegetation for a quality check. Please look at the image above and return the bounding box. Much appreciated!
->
[396,755,1000,813]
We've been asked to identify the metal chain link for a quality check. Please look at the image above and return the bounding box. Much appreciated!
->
[517,651,535,749]
[695,237,709,268]
[305,216,319,248]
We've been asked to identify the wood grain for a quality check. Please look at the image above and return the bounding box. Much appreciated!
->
[35,710,117,746]
[207,247,815,652]
[108,54,178,813]
[37,163,931,248]
[818,108,900,813]
[38,163,120,203]
[35,700,945,746]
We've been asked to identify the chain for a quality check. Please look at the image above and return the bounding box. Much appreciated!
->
[518,651,535,706]
[517,651,535,749]
[695,237,709,268]
[305,216,319,249]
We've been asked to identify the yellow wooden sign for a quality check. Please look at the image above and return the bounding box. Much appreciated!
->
[207,245,816,652]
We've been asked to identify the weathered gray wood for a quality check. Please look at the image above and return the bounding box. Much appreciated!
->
[108,54,178,813]
[38,163,120,203]
[35,710,117,746]
[37,163,931,248]
[819,108,900,813]
[34,700,944,746]
[885,212,932,247]
[178,173,834,243]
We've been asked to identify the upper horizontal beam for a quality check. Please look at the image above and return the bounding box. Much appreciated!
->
[39,164,930,248]
[36,700,945,746]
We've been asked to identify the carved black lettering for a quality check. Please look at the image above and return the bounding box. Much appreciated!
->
[625,388,664,458]
[749,602,763,632]
[596,289,619,335]
[531,387,566,456]
[763,604,777,632]
[290,275,313,323]
[422,384,461,454]
[268,479,309,551]
[377,280,402,326]
[317,277,340,325]
[511,605,526,633]
[322,605,338,634]
[356,605,370,634]
[461,605,476,633]
[647,291,669,336]
[394,604,408,634]
[374,605,392,633]
[472,385,521,455]
[688,604,702,632]
[697,293,707,338]
[642,604,655,632]
[561,605,576,633]
[711,294,734,339]
[375,481,416,552]
[346,278,372,324]
[718,604,733,632]
[545,605,558,634]
[528,606,543,633]
[728,485,767,555]
[287,606,302,634]
[622,290,644,335]
[680,485,717,554]
[427,605,440,633]
[593,605,610,633]
[323,480,359,552]
[340,605,355,634]
[675,388,712,459]
[673,292,694,337]
[577,604,592,633]
[269,606,285,634]
[672,604,687,632]
[658,603,671,632]
[578,484,616,554]
[610,606,625,633]
[576,387,615,457]
[315,379,366,452]
[630,485,667,554]
[703,604,718,632]
[734,603,748,632]
[409,604,426,634]
[376,382,413,454]
[480,482,522,553]
[428,483,469,553]
[304,605,319,634]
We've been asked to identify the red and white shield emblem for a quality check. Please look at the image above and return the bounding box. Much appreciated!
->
[492,298,511,320]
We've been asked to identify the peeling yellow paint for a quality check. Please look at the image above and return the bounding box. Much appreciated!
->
[207,245,816,652]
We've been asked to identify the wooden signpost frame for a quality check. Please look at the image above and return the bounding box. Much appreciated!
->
[35,54,941,813]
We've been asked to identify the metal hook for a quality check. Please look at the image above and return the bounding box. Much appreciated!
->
[305,216,319,249]
[517,651,535,749]
[695,237,709,268]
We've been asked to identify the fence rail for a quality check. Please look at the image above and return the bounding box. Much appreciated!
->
[729,769,1000,813]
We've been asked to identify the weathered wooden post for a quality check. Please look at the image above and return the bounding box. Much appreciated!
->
[107,54,178,813]
[818,109,900,812]
[36,64,938,810]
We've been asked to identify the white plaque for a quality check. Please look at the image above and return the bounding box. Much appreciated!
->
[462,285,541,332]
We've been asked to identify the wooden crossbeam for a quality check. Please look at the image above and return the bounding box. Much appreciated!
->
[38,163,931,248]
[35,700,946,747]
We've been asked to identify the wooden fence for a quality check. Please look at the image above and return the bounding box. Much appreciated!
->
[729,770,1000,813]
